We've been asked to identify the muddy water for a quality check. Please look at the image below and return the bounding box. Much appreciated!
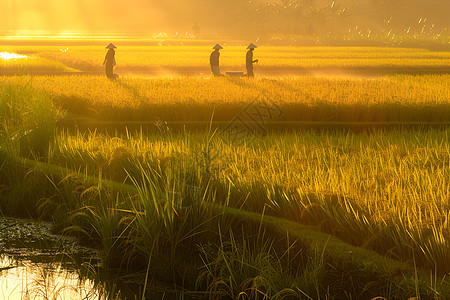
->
[0,256,104,299]
[0,218,107,299]
[0,218,202,299]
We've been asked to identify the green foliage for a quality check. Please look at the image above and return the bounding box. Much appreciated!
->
[0,80,61,157]
[197,228,310,300]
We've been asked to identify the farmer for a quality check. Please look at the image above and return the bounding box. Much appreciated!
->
[246,43,258,77]
[210,44,223,77]
[103,43,116,79]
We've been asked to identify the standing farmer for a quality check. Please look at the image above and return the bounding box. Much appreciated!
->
[103,43,116,79]
[210,44,223,77]
[246,43,258,77]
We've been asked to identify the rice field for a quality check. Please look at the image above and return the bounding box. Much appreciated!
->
[36,45,450,69]
[0,74,449,125]
[48,128,450,272]
[1,44,450,75]
[1,41,450,299]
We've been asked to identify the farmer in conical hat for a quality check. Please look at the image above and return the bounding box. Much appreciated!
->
[210,44,223,77]
[103,43,117,79]
[246,43,258,77]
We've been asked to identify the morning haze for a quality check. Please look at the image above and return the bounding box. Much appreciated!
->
[1,0,448,38]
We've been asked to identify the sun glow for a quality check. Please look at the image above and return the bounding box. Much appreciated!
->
[0,52,29,61]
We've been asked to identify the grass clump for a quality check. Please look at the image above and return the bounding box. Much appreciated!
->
[0,80,62,157]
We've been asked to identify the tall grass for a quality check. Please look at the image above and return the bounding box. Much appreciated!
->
[2,78,441,277]
[0,81,62,157]
[1,73,450,297]
[43,128,450,276]
[1,74,449,124]
[2,127,450,297]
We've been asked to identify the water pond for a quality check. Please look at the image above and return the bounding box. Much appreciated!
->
[0,218,200,300]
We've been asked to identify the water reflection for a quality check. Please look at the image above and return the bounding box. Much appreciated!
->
[0,52,30,61]
[0,255,108,300]
[0,218,110,299]
[0,218,198,300]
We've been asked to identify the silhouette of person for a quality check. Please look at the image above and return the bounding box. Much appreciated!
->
[210,44,223,77]
[246,43,258,77]
[103,43,116,79]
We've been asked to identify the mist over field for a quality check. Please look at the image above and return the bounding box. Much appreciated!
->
[1,0,448,39]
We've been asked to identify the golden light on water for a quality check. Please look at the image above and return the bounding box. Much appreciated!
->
[0,52,29,60]
[0,256,104,300]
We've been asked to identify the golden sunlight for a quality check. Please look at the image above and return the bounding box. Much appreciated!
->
[0,1,449,299]
[0,52,29,60]
[0,0,169,37]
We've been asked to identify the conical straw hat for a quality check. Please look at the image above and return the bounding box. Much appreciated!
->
[213,44,223,49]
[105,43,117,49]
[247,43,257,49]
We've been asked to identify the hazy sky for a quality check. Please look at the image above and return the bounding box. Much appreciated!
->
[0,0,187,35]
[1,0,448,37]
[0,0,244,35]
